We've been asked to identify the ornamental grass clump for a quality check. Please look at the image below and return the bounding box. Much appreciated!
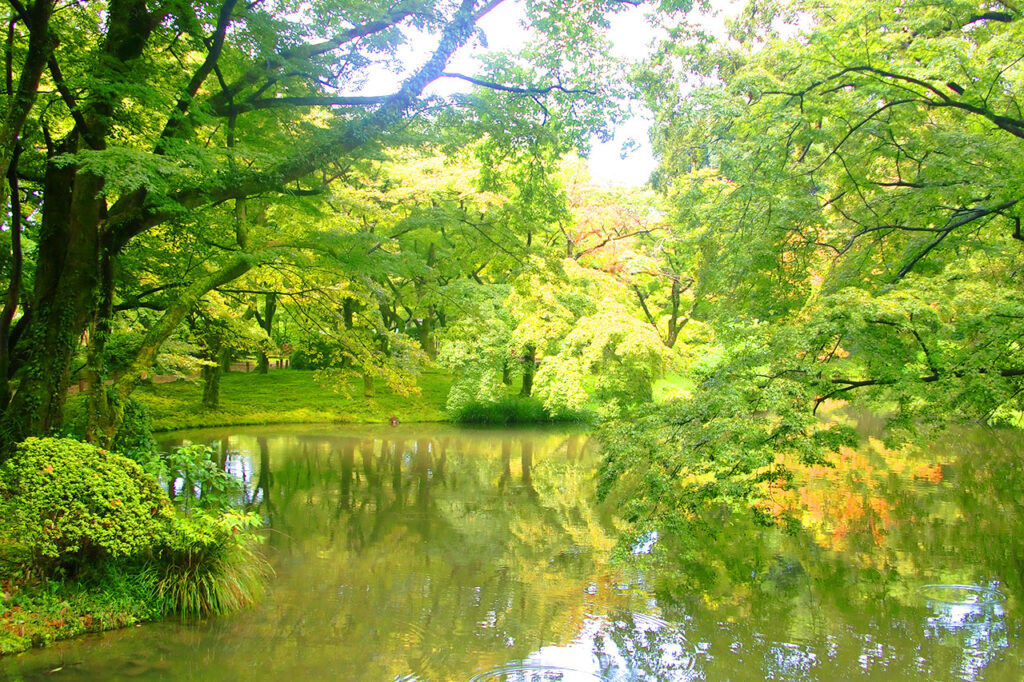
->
[153,510,271,618]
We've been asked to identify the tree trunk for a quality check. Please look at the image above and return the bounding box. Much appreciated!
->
[202,359,222,409]
[85,249,116,445]
[4,146,102,443]
[0,144,24,410]
[0,0,55,218]
[256,292,276,373]
[418,306,437,359]
[520,345,536,397]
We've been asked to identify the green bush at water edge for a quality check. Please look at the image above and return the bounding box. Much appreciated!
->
[450,395,594,425]
[0,438,271,654]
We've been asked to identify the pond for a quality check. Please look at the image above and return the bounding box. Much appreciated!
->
[2,418,1023,680]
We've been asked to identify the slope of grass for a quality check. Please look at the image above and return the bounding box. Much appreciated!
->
[133,368,453,431]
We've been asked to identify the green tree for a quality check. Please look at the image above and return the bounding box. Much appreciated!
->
[0,0,651,449]
[600,0,1024,529]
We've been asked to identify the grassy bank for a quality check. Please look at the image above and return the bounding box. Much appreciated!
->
[133,368,453,431]
[0,567,158,655]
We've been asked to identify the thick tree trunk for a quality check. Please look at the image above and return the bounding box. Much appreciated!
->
[5,152,102,442]
[2,0,156,450]
[85,249,116,445]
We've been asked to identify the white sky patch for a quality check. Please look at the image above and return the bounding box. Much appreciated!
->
[355,0,745,187]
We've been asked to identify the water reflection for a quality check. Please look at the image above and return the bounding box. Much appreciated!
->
[2,421,1024,680]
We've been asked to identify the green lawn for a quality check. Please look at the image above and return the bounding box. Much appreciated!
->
[652,373,695,403]
[133,368,453,431]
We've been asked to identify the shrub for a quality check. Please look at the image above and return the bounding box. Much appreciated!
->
[60,396,158,465]
[450,395,594,425]
[153,510,271,618]
[159,444,246,511]
[0,437,174,574]
[111,397,158,463]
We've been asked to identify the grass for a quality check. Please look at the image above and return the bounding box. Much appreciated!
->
[133,368,453,431]
[652,374,696,403]
[0,563,159,655]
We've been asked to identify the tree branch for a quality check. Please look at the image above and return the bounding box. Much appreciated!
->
[441,71,597,96]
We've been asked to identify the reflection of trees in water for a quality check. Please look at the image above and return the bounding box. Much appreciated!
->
[152,422,1024,681]
[175,428,617,680]
[594,611,697,681]
[637,418,1024,680]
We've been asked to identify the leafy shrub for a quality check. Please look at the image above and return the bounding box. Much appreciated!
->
[451,395,594,425]
[59,396,157,465]
[158,444,245,511]
[0,438,174,574]
[153,510,271,618]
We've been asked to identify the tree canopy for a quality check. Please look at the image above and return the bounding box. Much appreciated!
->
[597,0,1024,533]
[0,0,677,449]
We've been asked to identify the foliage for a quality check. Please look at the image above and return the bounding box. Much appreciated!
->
[450,395,594,425]
[600,0,1024,532]
[158,445,245,511]
[0,0,650,445]
[0,562,161,655]
[0,436,272,647]
[153,510,271,619]
[0,438,174,574]
[110,398,159,463]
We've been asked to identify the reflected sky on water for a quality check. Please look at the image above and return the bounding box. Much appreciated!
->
[2,420,1023,680]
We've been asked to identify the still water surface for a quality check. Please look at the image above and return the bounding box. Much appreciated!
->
[2,418,1023,680]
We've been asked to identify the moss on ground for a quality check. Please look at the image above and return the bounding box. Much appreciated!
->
[133,368,453,431]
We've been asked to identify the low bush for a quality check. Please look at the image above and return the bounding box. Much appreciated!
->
[0,436,273,651]
[0,438,174,576]
[451,395,594,425]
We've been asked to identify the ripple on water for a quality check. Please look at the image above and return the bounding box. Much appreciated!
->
[467,664,604,681]
[917,584,1006,607]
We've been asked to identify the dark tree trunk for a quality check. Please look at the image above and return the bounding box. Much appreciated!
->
[202,359,222,409]
[520,345,536,397]
[5,142,102,442]
[0,144,24,410]
[256,292,276,373]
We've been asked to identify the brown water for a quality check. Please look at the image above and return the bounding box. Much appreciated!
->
[2,420,1023,681]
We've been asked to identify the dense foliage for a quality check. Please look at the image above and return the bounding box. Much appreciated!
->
[0,438,173,571]
[594,0,1024,532]
[0,437,269,651]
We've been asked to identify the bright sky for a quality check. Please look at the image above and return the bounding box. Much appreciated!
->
[348,0,741,186]
[473,2,662,188]
[389,1,664,188]
[376,1,738,188]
